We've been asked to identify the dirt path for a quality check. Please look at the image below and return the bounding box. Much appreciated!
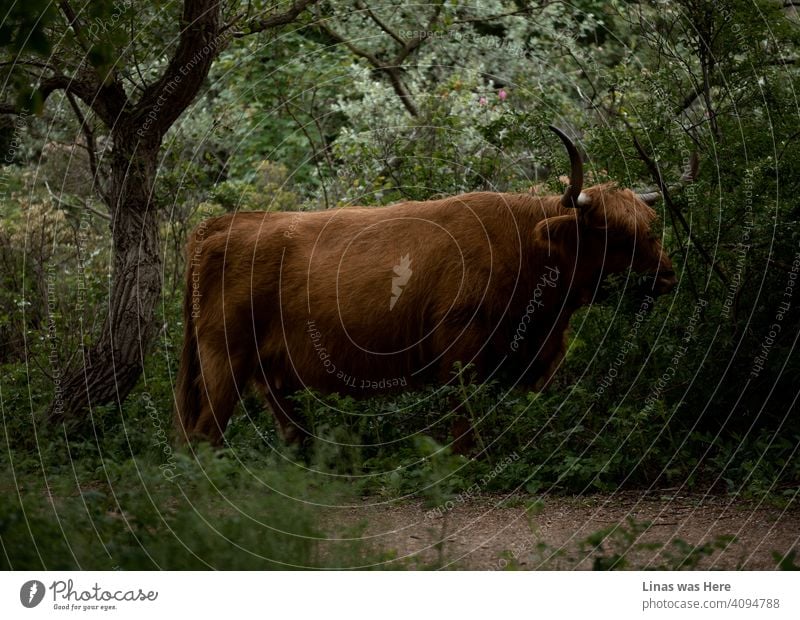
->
[328,492,799,569]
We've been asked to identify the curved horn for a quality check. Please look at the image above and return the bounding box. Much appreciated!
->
[636,152,699,205]
[549,125,584,209]
[636,191,662,205]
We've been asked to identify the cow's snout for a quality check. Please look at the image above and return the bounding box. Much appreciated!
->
[652,270,678,295]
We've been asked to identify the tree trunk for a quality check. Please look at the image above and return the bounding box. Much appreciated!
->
[48,129,161,421]
[41,0,321,423]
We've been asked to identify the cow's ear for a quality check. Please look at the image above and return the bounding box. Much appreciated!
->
[533,214,578,254]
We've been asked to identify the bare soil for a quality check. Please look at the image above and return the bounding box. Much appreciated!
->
[328,492,799,570]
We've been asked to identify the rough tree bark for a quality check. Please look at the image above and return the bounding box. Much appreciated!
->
[50,131,162,419]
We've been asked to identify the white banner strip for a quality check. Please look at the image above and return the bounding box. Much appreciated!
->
[2,571,797,619]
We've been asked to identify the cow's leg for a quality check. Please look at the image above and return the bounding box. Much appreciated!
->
[533,328,568,391]
[262,388,311,446]
[437,326,487,455]
[444,366,479,456]
[192,340,252,445]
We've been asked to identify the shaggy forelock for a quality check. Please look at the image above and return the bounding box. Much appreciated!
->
[580,183,658,238]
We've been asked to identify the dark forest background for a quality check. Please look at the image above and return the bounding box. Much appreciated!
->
[1,0,798,569]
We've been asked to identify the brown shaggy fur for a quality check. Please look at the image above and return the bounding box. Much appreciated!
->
[175,185,676,445]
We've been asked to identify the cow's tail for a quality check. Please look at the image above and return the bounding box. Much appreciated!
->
[175,241,201,442]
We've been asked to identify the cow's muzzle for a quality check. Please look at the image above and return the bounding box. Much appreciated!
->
[650,270,678,296]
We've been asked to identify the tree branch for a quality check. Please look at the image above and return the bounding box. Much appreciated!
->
[1,74,85,114]
[0,60,57,70]
[356,2,405,46]
[58,1,90,53]
[136,0,224,138]
[315,1,446,117]
[449,6,537,26]
[278,91,331,209]
[675,89,700,115]
[394,2,443,66]
[765,56,798,65]
[65,91,107,203]
[630,132,729,285]
[230,0,320,37]
[0,71,127,127]
[44,180,110,221]
[129,11,150,91]
[384,68,419,117]
[318,21,382,66]
[318,21,419,117]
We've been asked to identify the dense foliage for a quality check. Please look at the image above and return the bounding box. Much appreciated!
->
[1,0,798,568]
